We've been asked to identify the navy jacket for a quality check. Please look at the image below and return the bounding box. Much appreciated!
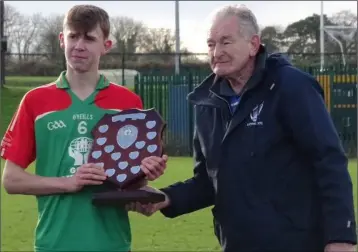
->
[160,51,357,251]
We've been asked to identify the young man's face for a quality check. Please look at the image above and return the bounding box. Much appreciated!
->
[59,24,112,73]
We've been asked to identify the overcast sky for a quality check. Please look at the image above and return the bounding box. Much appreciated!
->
[6,1,358,53]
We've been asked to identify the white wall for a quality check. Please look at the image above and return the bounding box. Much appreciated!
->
[99,69,139,89]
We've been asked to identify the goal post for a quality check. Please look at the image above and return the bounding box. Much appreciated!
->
[320,1,357,70]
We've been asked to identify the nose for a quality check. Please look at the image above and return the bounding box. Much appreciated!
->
[74,38,86,50]
[213,44,223,58]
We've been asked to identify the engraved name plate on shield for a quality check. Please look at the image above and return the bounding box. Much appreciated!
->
[88,108,166,190]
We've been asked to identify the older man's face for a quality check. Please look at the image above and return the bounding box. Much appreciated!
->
[207,15,259,77]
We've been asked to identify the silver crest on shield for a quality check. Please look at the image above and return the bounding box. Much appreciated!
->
[116,125,138,149]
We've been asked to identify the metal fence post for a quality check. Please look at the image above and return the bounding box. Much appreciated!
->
[0,1,5,86]
[188,72,194,156]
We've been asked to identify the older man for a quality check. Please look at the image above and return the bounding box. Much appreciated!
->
[129,4,357,252]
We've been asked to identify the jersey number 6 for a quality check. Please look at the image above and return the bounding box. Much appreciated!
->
[78,121,88,135]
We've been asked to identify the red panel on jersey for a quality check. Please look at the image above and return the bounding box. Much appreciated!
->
[94,83,143,110]
[0,84,71,168]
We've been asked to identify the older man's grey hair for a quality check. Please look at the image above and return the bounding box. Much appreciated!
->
[210,4,261,39]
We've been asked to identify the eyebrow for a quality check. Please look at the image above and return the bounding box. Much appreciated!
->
[207,35,234,43]
[69,31,98,39]
[221,35,234,41]
[85,34,97,40]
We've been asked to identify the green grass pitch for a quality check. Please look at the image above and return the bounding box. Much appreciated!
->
[1,82,357,251]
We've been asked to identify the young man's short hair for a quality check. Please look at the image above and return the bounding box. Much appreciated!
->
[63,4,110,39]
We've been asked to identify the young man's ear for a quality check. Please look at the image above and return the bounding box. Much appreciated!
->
[59,32,65,50]
[103,39,113,54]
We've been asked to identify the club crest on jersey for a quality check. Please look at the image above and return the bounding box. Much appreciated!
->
[68,137,93,167]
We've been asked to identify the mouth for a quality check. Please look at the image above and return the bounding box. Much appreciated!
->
[71,55,88,59]
[214,62,230,65]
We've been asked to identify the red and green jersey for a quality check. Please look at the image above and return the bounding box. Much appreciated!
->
[0,71,144,252]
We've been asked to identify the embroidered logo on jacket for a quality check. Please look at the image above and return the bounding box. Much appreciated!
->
[247,102,264,127]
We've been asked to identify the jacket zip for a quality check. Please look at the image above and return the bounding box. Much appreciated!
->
[209,90,232,131]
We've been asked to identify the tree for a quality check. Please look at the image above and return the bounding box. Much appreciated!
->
[4,3,21,53]
[139,27,176,54]
[136,28,176,64]
[282,14,338,66]
[284,14,331,53]
[260,26,284,53]
[328,10,357,57]
[34,14,64,59]
[13,13,42,59]
[110,16,146,55]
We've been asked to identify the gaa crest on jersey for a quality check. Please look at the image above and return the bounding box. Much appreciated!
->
[47,120,67,131]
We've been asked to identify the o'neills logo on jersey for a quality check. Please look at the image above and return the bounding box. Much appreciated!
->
[72,113,93,120]
[47,120,66,131]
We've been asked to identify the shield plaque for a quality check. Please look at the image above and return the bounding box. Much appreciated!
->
[87,108,166,206]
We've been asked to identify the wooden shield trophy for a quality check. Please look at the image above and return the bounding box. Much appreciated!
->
[87,108,166,206]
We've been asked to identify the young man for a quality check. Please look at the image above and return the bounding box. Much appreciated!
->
[1,5,167,252]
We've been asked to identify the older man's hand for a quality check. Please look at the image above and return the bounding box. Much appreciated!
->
[324,243,356,252]
[140,155,168,181]
[125,186,170,216]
